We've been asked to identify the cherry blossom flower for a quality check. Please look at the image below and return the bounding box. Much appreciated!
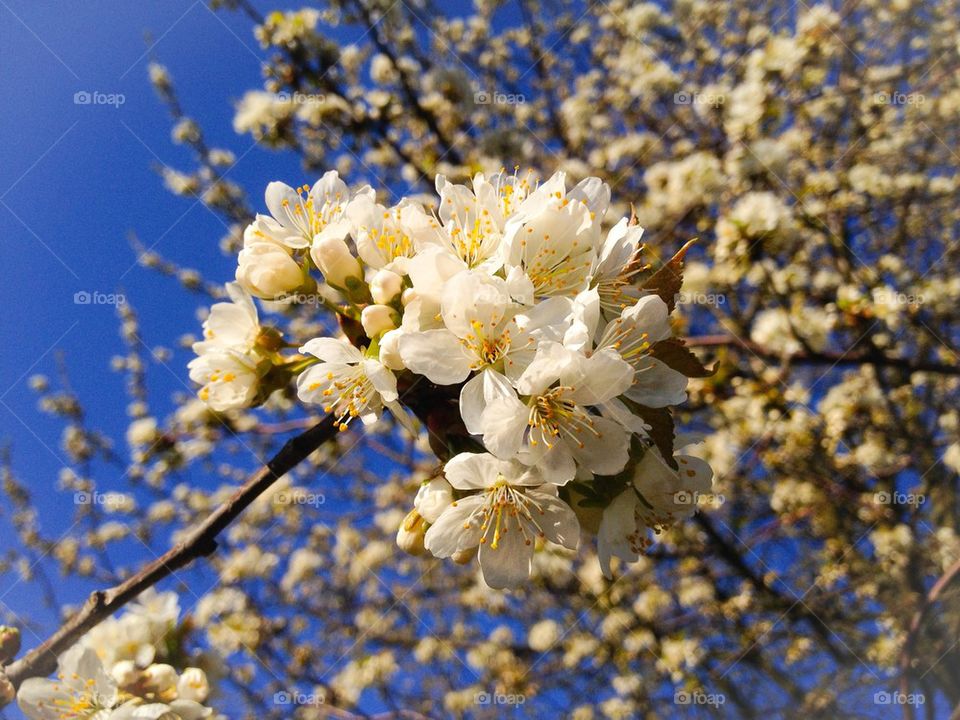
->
[296,338,402,431]
[423,452,579,589]
[597,442,714,577]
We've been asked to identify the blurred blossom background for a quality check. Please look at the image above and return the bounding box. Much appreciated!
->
[1,0,959,718]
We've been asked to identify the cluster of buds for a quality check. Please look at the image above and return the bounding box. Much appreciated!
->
[191,169,716,588]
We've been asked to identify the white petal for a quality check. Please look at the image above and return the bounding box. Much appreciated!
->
[477,523,533,589]
[528,491,581,549]
[565,349,635,406]
[424,496,485,557]
[625,357,689,408]
[481,395,530,459]
[515,341,572,396]
[264,182,300,230]
[573,415,631,475]
[459,372,487,435]
[443,452,501,490]
[361,359,398,402]
[397,330,472,385]
[300,337,363,364]
[597,490,639,578]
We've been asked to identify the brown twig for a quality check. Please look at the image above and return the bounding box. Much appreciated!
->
[684,334,960,376]
[897,555,960,720]
[0,414,338,699]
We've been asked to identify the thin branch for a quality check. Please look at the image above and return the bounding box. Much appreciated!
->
[897,555,960,720]
[0,414,337,698]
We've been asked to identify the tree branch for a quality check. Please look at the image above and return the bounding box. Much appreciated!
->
[684,335,960,376]
[898,555,960,720]
[0,414,338,699]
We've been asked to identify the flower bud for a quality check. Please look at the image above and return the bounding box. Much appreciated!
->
[311,236,362,289]
[235,242,304,300]
[361,304,398,338]
[0,625,20,664]
[414,477,454,523]
[396,509,426,555]
[177,667,210,703]
[111,660,138,687]
[144,663,178,695]
[401,288,418,307]
[378,329,405,371]
[370,269,403,304]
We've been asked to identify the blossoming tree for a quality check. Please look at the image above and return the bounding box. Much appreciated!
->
[2,0,959,718]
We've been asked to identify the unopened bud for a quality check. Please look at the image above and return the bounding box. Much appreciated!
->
[235,242,304,300]
[144,663,178,694]
[401,288,418,307]
[396,509,427,555]
[378,329,405,371]
[311,236,362,289]
[370,269,404,304]
[177,667,210,703]
[0,626,20,664]
[361,304,398,338]
[111,660,138,687]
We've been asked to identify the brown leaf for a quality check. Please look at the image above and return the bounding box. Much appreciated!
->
[632,404,677,469]
[640,239,696,312]
[649,338,716,378]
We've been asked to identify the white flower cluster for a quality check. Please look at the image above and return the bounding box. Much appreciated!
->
[18,591,218,720]
[191,169,715,588]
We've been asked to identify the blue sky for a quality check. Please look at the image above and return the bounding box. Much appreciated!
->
[0,0,308,679]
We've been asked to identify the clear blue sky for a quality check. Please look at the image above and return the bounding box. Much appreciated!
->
[0,0,310,690]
